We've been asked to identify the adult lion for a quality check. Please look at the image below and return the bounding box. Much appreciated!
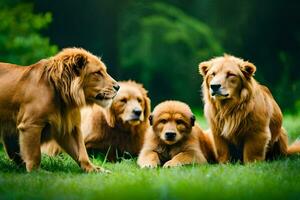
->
[199,54,300,163]
[0,48,119,172]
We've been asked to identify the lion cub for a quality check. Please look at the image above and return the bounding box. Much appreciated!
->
[137,101,217,168]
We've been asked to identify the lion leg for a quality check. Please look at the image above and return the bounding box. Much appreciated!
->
[18,125,42,172]
[41,140,63,156]
[55,127,107,173]
[84,133,106,151]
[243,130,271,163]
[163,151,207,168]
[267,127,288,159]
[200,130,218,163]
[2,133,23,165]
[84,134,117,162]
[137,150,160,168]
[214,135,230,163]
[277,127,288,155]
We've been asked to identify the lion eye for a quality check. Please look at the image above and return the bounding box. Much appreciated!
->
[160,119,167,124]
[120,98,127,103]
[95,71,103,77]
[227,73,236,78]
[176,119,184,125]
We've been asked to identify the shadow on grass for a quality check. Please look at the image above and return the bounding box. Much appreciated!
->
[0,146,83,173]
[0,144,132,174]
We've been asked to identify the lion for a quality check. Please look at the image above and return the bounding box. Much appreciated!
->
[137,101,217,168]
[0,48,119,172]
[43,80,151,161]
[199,54,300,163]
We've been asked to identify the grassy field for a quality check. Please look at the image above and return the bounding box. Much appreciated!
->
[0,114,300,200]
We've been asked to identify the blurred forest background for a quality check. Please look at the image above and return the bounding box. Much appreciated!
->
[1,0,300,112]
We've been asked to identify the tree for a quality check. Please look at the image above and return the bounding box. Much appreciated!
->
[0,0,57,65]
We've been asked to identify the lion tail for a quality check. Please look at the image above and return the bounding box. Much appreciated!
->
[287,140,300,155]
[276,127,300,156]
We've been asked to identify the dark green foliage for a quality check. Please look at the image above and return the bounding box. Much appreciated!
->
[1,0,300,110]
[119,2,222,106]
[0,0,57,65]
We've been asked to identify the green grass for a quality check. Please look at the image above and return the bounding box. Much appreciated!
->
[0,114,300,200]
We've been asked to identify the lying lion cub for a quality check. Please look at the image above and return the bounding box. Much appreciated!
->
[199,54,300,163]
[0,48,119,172]
[42,81,150,161]
[84,81,151,161]
[137,101,217,168]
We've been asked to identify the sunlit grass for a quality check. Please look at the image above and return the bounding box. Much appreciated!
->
[0,114,300,199]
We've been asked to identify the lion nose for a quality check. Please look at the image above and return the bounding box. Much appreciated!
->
[133,108,142,116]
[113,84,120,91]
[165,131,176,141]
[210,84,221,92]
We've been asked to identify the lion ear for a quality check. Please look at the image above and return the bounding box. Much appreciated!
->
[198,61,211,76]
[241,61,256,78]
[106,105,116,127]
[190,115,196,127]
[149,114,153,126]
[144,96,151,121]
[71,54,87,76]
[139,85,151,123]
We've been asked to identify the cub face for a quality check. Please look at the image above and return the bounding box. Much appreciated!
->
[149,101,195,145]
[111,81,150,126]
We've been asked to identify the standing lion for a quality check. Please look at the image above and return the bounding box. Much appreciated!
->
[0,48,119,172]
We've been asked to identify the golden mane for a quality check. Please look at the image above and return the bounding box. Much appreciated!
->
[201,55,256,139]
[45,48,90,107]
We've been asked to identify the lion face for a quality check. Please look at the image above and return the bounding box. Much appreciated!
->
[48,48,119,108]
[150,101,195,145]
[111,81,150,126]
[83,56,119,108]
[199,55,256,101]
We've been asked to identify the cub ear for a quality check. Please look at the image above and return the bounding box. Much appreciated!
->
[149,114,153,126]
[190,115,196,127]
[106,105,116,127]
[241,61,256,78]
[198,61,211,76]
[70,53,88,76]
[140,86,151,120]
[144,96,151,120]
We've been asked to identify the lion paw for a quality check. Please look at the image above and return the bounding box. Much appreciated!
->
[139,161,159,169]
[83,164,111,173]
[163,160,182,168]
